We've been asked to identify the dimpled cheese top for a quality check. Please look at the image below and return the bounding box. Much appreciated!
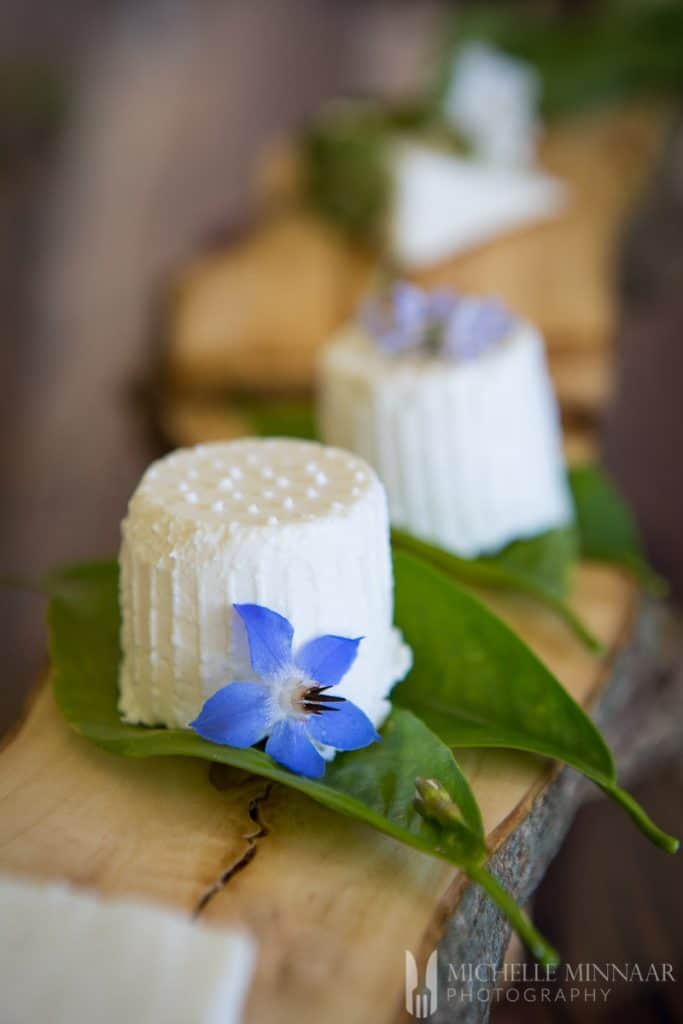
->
[119,438,411,731]
[318,321,573,558]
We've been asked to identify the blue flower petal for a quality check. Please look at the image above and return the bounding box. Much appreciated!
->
[294,634,362,688]
[189,681,273,747]
[392,281,430,330]
[306,700,380,751]
[234,604,294,679]
[265,719,326,778]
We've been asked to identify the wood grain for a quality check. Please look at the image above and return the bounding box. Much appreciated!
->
[0,564,638,1024]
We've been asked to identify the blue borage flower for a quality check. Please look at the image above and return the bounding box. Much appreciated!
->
[361,281,516,362]
[190,604,380,779]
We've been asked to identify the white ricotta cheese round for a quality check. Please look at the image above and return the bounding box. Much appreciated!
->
[388,141,567,270]
[318,320,573,558]
[119,438,411,730]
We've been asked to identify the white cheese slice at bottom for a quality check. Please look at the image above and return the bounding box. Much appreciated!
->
[389,141,568,270]
[0,875,256,1024]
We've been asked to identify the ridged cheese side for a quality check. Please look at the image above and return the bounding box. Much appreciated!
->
[0,875,255,1024]
[318,323,572,558]
[119,439,411,729]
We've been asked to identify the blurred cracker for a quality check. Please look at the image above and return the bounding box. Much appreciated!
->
[166,211,373,395]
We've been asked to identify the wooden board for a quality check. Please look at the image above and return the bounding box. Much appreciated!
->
[0,563,639,1024]
[159,103,667,433]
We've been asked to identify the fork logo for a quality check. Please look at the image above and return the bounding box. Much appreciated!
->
[405,949,438,1018]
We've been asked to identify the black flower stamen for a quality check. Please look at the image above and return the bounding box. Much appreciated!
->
[301,685,346,715]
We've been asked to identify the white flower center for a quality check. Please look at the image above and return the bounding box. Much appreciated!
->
[277,673,312,720]
[273,673,346,722]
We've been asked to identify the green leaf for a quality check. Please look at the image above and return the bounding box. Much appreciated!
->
[49,565,483,850]
[48,560,560,964]
[48,568,483,858]
[391,462,665,646]
[392,525,601,651]
[300,104,392,243]
[232,397,317,441]
[389,461,664,646]
[569,464,665,593]
[392,550,678,854]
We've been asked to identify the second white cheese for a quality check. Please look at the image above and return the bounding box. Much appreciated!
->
[318,320,572,558]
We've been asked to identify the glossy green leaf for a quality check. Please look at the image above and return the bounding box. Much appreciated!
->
[392,525,601,651]
[233,397,317,442]
[569,464,665,593]
[392,549,678,854]
[49,564,484,854]
[46,561,560,964]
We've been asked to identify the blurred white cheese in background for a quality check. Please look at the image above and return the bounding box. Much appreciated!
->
[0,875,256,1024]
[389,141,567,269]
[388,42,567,270]
[319,297,573,559]
[443,42,542,169]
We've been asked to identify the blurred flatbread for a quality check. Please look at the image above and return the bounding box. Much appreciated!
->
[167,212,373,394]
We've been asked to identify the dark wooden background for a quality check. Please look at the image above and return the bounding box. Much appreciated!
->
[1,3,681,1021]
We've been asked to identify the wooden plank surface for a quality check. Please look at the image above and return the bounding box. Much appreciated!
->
[0,564,636,1024]
[160,103,668,430]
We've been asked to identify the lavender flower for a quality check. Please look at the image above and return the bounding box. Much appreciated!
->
[361,282,432,355]
[190,604,379,779]
[362,282,515,363]
[442,297,516,361]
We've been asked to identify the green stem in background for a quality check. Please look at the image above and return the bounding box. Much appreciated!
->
[467,862,560,968]
[601,782,679,855]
